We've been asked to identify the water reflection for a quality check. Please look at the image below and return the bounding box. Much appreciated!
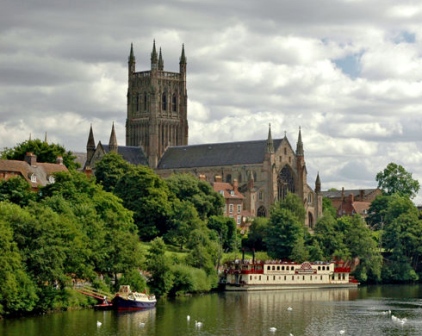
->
[2,286,422,336]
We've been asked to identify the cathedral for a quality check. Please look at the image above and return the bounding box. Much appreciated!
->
[85,42,323,228]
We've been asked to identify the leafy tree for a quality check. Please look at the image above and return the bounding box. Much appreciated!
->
[164,200,203,249]
[322,197,337,218]
[314,212,348,260]
[265,206,305,260]
[0,203,38,316]
[186,229,219,277]
[277,192,306,223]
[365,195,391,229]
[1,139,80,170]
[114,166,173,240]
[118,268,147,293]
[0,176,36,206]
[94,152,133,192]
[376,162,420,199]
[207,215,237,252]
[243,217,269,251]
[165,173,224,220]
[145,237,174,296]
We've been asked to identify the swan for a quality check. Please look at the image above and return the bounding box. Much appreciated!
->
[139,322,145,327]
[187,315,190,321]
[195,321,203,328]
[287,307,293,311]
[269,327,277,332]
[339,330,345,335]
[97,321,102,327]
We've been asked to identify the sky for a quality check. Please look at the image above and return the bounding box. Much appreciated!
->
[2,0,422,202]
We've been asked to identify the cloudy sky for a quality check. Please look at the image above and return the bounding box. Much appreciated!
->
[2,0,422,202]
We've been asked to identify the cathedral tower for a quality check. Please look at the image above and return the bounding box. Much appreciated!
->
[126,41,188,168]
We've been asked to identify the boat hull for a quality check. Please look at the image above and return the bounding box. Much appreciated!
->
[112,296,156,311]
[224,282,359,291]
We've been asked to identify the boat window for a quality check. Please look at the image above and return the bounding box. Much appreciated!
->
[292,276,294,280]
[282,266,285,270]
[267,266,270,270]
[273,276,275,281]
[284,276,286,280]
[277,266,280,270]
[272,266,275,270]
[303,276,305,281]
[250,276,252,280]
[318,266,320,270]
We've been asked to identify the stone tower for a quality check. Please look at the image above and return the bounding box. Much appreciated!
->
[126,41,188,168]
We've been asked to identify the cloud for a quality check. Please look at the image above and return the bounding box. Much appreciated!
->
[2,0,422,203]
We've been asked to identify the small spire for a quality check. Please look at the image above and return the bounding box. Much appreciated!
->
[158,47,164,70]
[44,132,48,144]
[266,123,274,154]
[29,133,32,141]
[179,43,186,65]
[87,124,95,150]
[109,122,118,153]
[151,40,158,68]
[296,126,304,156]
[129,43,135,63]
[315,172,321,193]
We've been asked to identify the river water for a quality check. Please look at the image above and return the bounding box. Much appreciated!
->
[2,285,422,336]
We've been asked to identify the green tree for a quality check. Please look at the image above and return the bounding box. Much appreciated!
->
[314,212,348,260]
[322,197,337,218]
[94,152,133,192]
[243,217,269,251]
[0,176,36,206]
[1,139,80,170]
[376,162,420,199]
[114,166,173,240]
[145,237,174,296]
[207,215,237,252]
[165,173,224,220]
[365,195,390,229]
[0,203,38,316]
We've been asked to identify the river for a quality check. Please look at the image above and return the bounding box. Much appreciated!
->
[2,285,422,336]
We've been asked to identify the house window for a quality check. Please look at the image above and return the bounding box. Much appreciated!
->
[30,174,37,183]
[48,175,55,184]
[237,216,241,225]
[219,190,224,196]
[237,205,241,213]
[229,204,233,213]
[259,191,263,200]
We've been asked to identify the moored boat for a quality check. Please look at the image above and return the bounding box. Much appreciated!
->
[220,259,359,291]
[112,285,157,310]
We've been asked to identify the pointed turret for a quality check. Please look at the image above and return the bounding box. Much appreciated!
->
[179,43,187,76]
[151,40,158,69]
[44,132,48,144]
[266,123,274,154]
[296,126,304,156]
[158,47,164,70]
[315,172,321,193]
[128,43,136,76]
[86,124,96,166]
[109,122,118,153]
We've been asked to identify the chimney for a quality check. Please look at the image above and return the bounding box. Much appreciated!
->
[349,193,354,203]
[233,179,238,192]
[359,189,364,201]
[25,152,37,166]
[56,156,63,165]
[199,174,206,181]
[215,175,222,182]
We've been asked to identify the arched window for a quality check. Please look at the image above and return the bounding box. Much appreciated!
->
[144,92,147,111]
[162,92,167,110]
[136,94,139,111]
[257,206,266,217]
[308,212,314,229]
[172,93,177,112]
[238,173,242,183]
[277,165,295,201]
[225,174,232,183]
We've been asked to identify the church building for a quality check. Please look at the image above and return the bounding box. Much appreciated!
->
[85,42,323,228]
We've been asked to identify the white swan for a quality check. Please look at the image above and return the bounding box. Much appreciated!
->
[339,330,345,335]
[269,327,277,332]
[287,307,293,311]
[195,321,203,328]
[139,322,145,327]
[97,321,102,327]
[187,315,190,321]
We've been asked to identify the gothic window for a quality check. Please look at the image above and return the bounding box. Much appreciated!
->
[144,92,147,111]
[308,193,312,204]
[172,93,177,112]
[238,173,242,183]
[277,165,295,201]
[258,191,263,200]
[284,147,287,155]
[225,174,232,183]
[257,206,266,217]
[162,92,167,110]
[136,94,139,111]
[308,212,314,229]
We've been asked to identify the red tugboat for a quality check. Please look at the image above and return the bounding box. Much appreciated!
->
[112,285,157,311]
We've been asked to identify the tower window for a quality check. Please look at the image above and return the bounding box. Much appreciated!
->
[144,92,147,110]
[162,92,167,110]
[172,93,177,112]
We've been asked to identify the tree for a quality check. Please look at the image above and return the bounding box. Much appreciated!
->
[165,173,224,220]
[376,162,420,199]
[0,176,36,206]
[243,217,269,251]
[265,207,305,260]
[1,139,80,170]
[145,237,174,296]
[94,152,133,192]
[207,215,237,252]
[114,166,173,240]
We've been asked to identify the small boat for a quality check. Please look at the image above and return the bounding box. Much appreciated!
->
[112,285,157,311]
